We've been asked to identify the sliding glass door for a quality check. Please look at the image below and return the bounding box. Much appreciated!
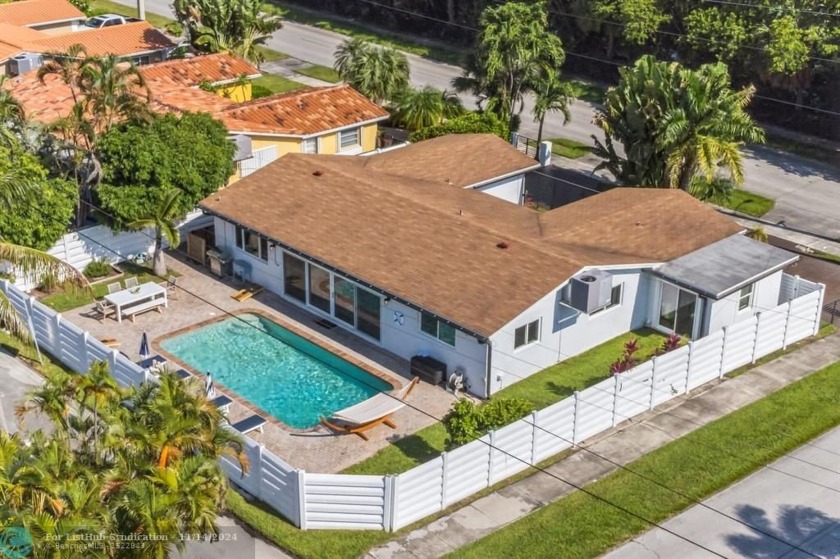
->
[334,277,356,326]
[658,282,697,338]
[356,288,381,340]
[308,265,331,313]
[283,253,306,303]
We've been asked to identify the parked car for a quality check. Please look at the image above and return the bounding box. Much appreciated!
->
[84,14,140,28]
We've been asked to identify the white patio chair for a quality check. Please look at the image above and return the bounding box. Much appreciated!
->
[106,282,122,294]
[124,277,139,289]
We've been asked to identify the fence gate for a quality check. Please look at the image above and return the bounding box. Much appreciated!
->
[514,134,538,159]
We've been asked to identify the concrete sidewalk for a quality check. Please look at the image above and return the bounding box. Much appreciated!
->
[366,334,840,559]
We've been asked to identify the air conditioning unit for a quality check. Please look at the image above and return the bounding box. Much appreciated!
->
[8,53,42,76]
[569,269,613,314]
[230,134,253,162]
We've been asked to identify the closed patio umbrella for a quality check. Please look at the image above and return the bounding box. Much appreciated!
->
[205,372,216,399]
[139,332,150,359]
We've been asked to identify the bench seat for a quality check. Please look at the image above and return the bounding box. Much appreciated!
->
[232,414,266,434]
[124,299,165,322]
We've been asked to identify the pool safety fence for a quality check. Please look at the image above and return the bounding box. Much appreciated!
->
[0,275,825,532]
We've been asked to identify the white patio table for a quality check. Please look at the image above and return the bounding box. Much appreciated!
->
[104,282,167,323]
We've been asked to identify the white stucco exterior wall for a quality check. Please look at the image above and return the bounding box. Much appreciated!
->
[488,269,649,395]
[706,270,784,334]
[473,175,525,205]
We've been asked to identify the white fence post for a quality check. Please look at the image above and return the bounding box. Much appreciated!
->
[488,431,497,485]
[718,326,729,378]
[81,331,90,370]
[813,285,825,336]
[685,342,693,393]
[384,475,398,531]
[751,312,762,364]
[297,470,307,530]
[440,452,449,509]
[649,358,658,410]
[572,391,580,445]
[782,304,792,350]
[612,374,620,427]
[530,411,539,463]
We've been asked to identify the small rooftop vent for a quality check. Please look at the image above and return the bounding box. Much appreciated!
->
[312,170,323,177]
[569,269,612,314]
[496,241,509,249]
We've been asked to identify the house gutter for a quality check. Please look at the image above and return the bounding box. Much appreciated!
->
[199,207,493,344]
[484,340,493,398]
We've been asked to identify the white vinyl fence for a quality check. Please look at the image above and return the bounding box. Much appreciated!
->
[0,276,824,532]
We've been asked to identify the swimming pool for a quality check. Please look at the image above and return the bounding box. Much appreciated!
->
[160,313,393,428]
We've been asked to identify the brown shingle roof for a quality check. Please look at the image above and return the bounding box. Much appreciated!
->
[362,134,540,188]
[0,0,84,27]
[30,21,174,57]
[199,153,742,336]
[139,53,260,88]
[218,84,389,136]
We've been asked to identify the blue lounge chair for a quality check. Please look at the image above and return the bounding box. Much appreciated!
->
[232,414,266,434]
[175,368,191,380]
[211,395,233,414]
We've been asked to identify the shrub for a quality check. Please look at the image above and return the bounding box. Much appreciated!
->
[39,271,59,293]
[251,84,273,99]
[609,338,640,374]
[443,397,533,448]
[84,258,112,279]
[0,271,16,283]
[409,112,509,142]
[164,21,184,37]
[657,333,682,355]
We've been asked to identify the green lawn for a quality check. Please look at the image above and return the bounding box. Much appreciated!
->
[39,262,177,313]
[262,1,465,65]
[295,64,342,83]
[250,74,307,98]
[568,79,606,104]
[764,135,840,167]
[344,330,666,475]
[450,357,840,559]
[548,137,591,159]
[88,0,176,31]
[720,189,776,217]
[0,331,73,381]
[254,46,289,62]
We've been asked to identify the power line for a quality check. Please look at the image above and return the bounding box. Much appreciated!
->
[10,194,833,556]
[334,0,840,116]
[701,0,840,18]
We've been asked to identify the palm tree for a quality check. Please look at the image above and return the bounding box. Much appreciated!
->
[659,62,765,190]
[0,76,25,150]
[333,38,410,104]
[391,86,465,131]
[127,189,181,277]
[78,55,151,134]
[532,73,573,145]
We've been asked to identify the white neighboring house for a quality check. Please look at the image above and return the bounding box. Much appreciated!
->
[199,134,812,398]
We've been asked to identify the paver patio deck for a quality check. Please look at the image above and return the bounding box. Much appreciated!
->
[64,252,457,473]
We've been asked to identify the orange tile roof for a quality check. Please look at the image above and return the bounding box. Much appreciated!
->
[3,73,76,123]
[30,21,174,57]
[139,53,260,88]
[0,22,47,60]
[0,0,84,27]
[218,84,389,136]
[200,155,743,336]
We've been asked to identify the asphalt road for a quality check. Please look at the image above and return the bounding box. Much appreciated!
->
[118,0,840,239]
[602,425,840,559]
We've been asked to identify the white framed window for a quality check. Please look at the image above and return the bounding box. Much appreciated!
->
[420,311,456,346]
[514,319,540,349]
[592,283,624,315]
[738,284,754,311]
[303,137,318,154]
[235,226,268,262]
[339,127,360,150]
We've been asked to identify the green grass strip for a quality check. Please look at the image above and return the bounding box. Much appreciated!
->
[547,136,591,159]
[450,357,840,558]
[295,65,342,83]
[719,189,776,217]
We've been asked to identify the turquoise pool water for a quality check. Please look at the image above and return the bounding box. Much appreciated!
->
[160,313,392,428]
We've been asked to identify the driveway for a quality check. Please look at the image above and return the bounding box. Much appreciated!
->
[602,425,840,559]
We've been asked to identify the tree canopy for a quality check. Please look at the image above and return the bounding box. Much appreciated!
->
[334,38,410,104]
[0,147,76,251]
[593,55,765,191]
[97,112,235,227]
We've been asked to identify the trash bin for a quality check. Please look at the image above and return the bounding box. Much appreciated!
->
[207,248,232,278]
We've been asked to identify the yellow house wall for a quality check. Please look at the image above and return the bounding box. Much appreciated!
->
[216,83,252,102]
[361,123,378,152]
[317,133,338,154]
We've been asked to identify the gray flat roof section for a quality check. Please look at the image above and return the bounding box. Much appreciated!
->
[654,234,799,299]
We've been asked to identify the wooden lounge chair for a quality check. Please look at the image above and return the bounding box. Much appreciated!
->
[233,414,266,434]
[231,283,263,302]
[320,376,420,441]
[99,337,120,348]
